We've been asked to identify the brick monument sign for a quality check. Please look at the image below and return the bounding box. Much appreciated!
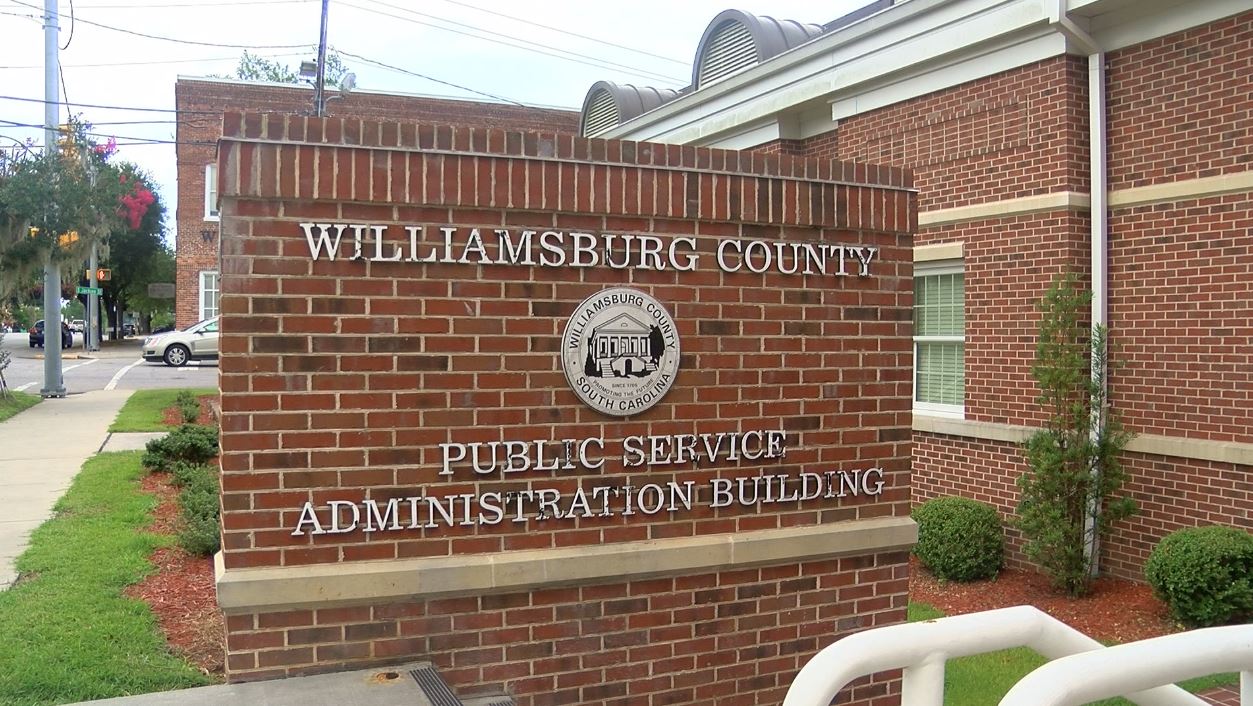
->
[214,111,917,705]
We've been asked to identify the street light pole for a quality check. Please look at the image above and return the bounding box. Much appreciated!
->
[88,244,99,350]
[41,0,65,398]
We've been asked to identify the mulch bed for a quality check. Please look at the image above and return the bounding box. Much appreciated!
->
[126,396,225,678]
[909,556,1178,643]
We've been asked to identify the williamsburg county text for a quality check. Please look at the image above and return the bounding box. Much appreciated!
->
[301,223,880,276]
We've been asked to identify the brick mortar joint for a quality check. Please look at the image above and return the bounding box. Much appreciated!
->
[217,136,920,194]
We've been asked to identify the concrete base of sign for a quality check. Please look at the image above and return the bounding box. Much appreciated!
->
[217,516,916,614]
[86,661,454,706]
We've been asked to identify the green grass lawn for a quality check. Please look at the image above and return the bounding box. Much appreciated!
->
[0,390,40,423]
[109,387,216,432]
[0,451,212,705]
[908,603,1236,705]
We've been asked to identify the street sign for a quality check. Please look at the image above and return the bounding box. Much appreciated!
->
[147,282,176,298]
[77,286,102,295]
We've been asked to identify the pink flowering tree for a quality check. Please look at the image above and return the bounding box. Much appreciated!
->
[99,164,169,340]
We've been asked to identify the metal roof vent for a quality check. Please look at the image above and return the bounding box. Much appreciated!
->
[696,19,756,88]
[692,10,824,90]
[578,81,682,137]
[582,87,620,138]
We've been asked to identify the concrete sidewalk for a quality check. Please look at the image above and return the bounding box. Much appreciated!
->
[0,388,136,588]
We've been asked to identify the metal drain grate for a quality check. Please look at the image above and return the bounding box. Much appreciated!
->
[409,664,463,706]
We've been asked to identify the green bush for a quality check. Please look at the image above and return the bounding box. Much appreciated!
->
[169,461,212,489]
[174,390,200,425]
[1145,525,1253,627]
[175,462,220,556]
[913,496,1004,582]
[178,513,220,557]
[141,423,219,473]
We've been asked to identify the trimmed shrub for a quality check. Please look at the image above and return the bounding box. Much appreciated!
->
[170,461,213,489]
[175,462,221,556]
[913,496,1004,582]
[175,390,200,424]
[1145,525,1253,627]
[141,423,219,473]
[178,513,220,557]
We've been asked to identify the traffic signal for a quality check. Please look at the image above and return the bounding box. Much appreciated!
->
[95,268,111,281]
[58,124,80,163]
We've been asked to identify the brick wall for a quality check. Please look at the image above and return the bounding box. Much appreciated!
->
[911,433,1030,569]
[919,211,1089,428]
[1108,193,1253,444]
[1104,451,1251,579]
[214,111,916,702]
[832,56,1089,212]
[174,78,580,328]
[225,553,909,705]
[1106,10,1253,190]
[775,16,1252,582]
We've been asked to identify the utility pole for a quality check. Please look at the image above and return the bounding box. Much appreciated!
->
[41,0,65,398]
[313,0,329,116]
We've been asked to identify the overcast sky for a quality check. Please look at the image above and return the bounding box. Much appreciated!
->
[1,0,863,242]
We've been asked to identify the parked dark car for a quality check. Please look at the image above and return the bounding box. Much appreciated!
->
[122,323,137,337]
[29,320,73,349]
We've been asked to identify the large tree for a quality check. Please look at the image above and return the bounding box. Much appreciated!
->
[0,121,163,336]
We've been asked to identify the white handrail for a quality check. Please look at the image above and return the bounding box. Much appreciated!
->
[1000,624,1253,706]
[782,605,1207,706]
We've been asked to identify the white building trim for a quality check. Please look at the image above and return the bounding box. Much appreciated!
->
[919,192,1091,228]
[605,0,1244,149]
[914,414,1253,466]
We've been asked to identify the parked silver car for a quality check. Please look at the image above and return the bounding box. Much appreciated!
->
[142,316,219,366]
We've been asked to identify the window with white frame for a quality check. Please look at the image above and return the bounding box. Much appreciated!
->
[204,163,219,221]
[914,261,964,416]
[199,270,220,321]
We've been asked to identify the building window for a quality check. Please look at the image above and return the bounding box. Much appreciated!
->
[199,270,220,321]
[204,163,219,221]
[914,261,964,416]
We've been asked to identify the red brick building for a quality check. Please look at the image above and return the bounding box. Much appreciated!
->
[582,0,1251,580]
[174,78,580,329]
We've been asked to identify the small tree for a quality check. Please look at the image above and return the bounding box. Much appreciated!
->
[1016,273,1135,596]
[220,49,350,87]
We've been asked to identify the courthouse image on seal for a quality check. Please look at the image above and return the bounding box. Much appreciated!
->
[563,287,680,416]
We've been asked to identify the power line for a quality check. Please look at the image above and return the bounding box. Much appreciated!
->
[0,93,218,114]
[430,0,688,66]
[0,117,209,127]
[66,0,312,8]
[0,8,39,21]
[339,0,686,86]
[0,119,215,146]
[333,49,525,106]
[7,0,316,49]
[0,51,306,70]
[60,0,74,50]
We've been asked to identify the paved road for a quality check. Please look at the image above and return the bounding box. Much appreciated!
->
[1,331,217,394]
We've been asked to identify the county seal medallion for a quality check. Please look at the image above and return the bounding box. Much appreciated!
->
[562,287,680,416]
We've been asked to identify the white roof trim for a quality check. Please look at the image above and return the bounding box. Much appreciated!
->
[604,0,1245,147]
